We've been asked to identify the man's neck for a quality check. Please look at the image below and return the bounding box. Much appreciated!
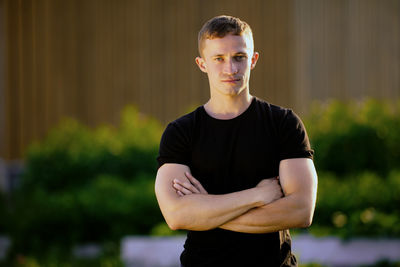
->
[204,92,254,120]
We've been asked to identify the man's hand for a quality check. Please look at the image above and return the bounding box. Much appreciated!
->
[255,177,284,205]
[173,172,208,196]
[173,173,283,206]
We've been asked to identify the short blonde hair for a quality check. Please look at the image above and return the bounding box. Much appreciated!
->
[198,15,254,56]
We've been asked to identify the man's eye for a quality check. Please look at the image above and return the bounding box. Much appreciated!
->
[215,57,224,62]
[235,56,246,61]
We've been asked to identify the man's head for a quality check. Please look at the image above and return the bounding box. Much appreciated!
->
[198,15,254,57]
[195,15,259,98]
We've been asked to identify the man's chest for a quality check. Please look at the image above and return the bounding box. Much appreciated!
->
[189,119,280,192]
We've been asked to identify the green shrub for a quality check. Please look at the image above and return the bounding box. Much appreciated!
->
[8,106,164,256]
[21,106,161,192]
[305,99,400,176]
[310,171,400,238]
[360,260,400,267]
[302,99,400,238]
[10,174,163,256]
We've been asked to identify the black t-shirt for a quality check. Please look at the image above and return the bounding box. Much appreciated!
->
[157,97,314,267]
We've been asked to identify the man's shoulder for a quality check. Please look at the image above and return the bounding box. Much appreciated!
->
[166,106,203,133]
[160,107,202,150]
[253,97,294,118]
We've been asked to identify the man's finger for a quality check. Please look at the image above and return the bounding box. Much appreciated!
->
[185,172,208,194]
[173,182,193,195]
[185,172,198,182]
[182,181,201,193]
[173,179,200,194]
[183,173,202,189]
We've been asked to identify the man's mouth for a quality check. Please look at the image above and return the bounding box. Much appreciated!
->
[221,78,241,83]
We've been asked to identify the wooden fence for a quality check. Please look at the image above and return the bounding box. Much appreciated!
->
[1,0,399,159]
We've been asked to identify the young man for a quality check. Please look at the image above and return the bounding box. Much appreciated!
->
[155,15,318,266]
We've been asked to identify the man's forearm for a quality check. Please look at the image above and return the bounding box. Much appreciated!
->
[166,187,264,231]
[219,193,314,233]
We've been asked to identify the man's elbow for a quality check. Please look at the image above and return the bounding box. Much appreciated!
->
[163,211,186,231]
[164,209,198,231]
[165,213,212,231]
[298,215,313,228]
[297,208,315,228]
[166,220,180,231]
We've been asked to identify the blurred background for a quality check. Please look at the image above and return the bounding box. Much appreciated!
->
[0,0,399,266]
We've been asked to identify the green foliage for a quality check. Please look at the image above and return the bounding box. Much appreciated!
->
[310,171,400,238]
[21,106,161,192]
[10,175,163,256]
[8,106,164,257]
[360,260,400,267]
[303,99,400,238]
[305,99,400,175]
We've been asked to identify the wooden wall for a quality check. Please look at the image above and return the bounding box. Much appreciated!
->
[293,0,400,112]
[0,0,5,160]
[1,0,400,159]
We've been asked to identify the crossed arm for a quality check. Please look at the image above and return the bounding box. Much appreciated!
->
[154,158,318,233]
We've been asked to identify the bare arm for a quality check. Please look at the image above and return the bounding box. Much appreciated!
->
[154,163,282,231]
[219,158,318,233]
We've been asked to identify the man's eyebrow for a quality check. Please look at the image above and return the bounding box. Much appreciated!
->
[212,52,248,57]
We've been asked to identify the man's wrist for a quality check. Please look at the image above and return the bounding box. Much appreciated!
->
[250,187,266,207]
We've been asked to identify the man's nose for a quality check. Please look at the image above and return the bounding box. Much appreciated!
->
[223,59,238,75]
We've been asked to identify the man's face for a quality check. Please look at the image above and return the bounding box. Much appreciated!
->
[196,34,259,97]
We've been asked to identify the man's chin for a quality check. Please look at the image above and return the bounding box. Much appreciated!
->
[224,88,246,97]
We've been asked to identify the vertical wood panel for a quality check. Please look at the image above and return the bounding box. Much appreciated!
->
[2,0,400,159]
[294,0,400,115]
[0,0,5,159]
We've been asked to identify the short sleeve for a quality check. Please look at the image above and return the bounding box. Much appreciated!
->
[278,110,314,161]
[157,121,191,168]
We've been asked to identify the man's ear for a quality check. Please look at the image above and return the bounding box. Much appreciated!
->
[250,52,259,70]
[195,57,207,73]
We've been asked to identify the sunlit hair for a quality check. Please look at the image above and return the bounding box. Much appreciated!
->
[198,15,254,56]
